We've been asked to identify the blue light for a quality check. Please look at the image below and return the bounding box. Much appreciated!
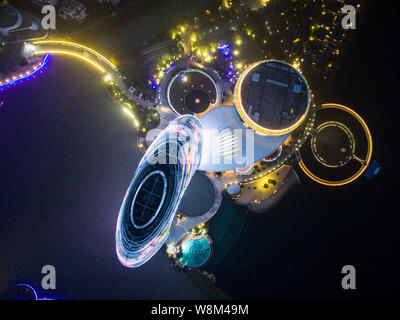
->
[218,44,231,57]
[0,54,51,90]
[218,44,230,50]
[9,283,62,300]
[11,283,39,300]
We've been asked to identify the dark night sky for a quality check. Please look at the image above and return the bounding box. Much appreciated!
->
[0,57,207,299]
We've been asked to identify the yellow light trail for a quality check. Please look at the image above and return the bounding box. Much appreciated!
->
[32,40,117,71]
[33,50,106,73]
[298,103,373,187]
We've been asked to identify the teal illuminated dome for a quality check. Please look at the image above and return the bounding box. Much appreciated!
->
[179,236,212,268]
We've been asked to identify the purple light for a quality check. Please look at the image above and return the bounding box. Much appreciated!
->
[0,54,51,90]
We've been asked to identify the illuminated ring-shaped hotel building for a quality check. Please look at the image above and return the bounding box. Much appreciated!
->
[116,115,202,267]
[234,60,310,136]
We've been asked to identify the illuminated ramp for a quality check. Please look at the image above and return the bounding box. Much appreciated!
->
[115,115,202,268]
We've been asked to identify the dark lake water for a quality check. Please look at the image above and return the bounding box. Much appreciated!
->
[179,172,215,217]
[0,57,207,299]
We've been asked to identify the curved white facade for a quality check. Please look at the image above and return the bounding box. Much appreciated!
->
[198,106,289,172]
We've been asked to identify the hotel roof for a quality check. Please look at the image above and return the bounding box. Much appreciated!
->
[235,60,310,135]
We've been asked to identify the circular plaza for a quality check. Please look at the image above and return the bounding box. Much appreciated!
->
[298,103,372,186]
[158,59,223,117]
[311,121,355,168]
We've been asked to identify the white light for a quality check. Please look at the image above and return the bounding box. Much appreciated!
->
[22,43,36,58]
[123,107,134,119]
[167,245,177,254]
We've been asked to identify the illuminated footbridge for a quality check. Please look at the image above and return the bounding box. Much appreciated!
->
[32,40,118,74]
[28,40,155,110]
[1,40,117,89]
